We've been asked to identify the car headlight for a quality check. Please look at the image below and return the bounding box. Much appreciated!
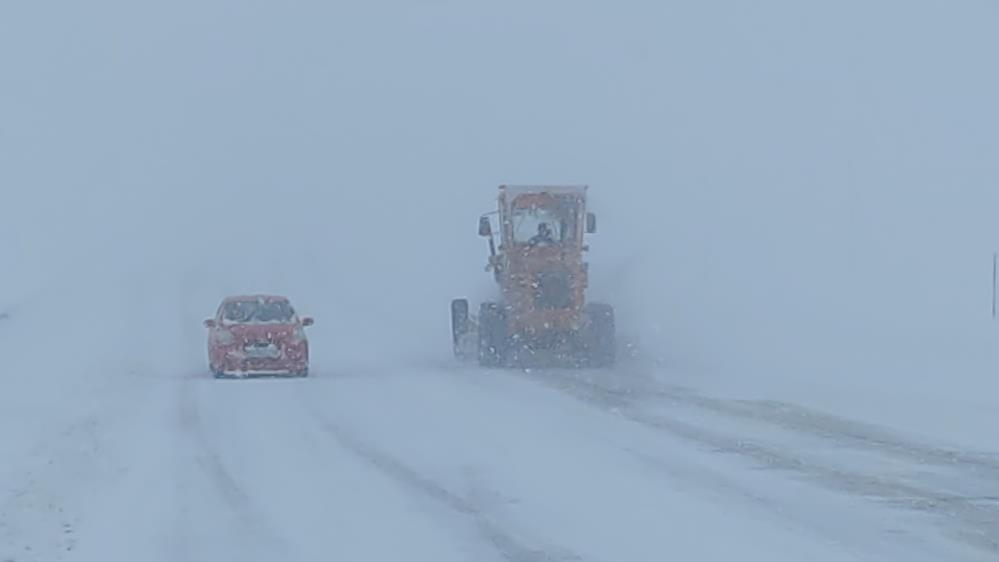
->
[213,330,235,346]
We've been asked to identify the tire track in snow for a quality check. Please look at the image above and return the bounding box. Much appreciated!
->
[301,395,584,562]
[539,367,999,503]
[508,362,999,475]
[175,379,291,562]
[632,380,999,473]
[512,368,999,556]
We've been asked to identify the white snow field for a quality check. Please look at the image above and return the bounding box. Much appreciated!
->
[2,0,998,560]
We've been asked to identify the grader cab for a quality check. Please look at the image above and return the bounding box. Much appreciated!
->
[451,185,616,368]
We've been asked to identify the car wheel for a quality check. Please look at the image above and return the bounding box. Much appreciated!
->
[477,302,508,368]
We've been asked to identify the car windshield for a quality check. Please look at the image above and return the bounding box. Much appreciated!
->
[508,193,582,246]
[222,299,296,324]
[511,207,565,245]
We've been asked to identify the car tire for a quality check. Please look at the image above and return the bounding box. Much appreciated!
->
[583,303,616,368]
[477,302,508,368]
[451,298,471,359]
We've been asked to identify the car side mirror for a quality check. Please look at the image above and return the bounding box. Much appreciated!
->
[301,317,315,326]
[478,216,492,237]
[586,212,597,234]
[204,319,217,328]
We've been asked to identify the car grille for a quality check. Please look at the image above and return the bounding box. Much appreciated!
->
[244,342,281,359]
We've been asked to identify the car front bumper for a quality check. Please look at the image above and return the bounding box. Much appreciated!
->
[216,358,308,377]
[217,368,305,378]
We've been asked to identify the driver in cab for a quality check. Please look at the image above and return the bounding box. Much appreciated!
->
[529,223,557,247]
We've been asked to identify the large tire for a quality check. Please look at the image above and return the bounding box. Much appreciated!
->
[451,298,471,358]
[583,303,616,368]
[477,302,508,368]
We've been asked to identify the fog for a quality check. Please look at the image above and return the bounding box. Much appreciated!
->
[2,1,997,387]
[4,3,999,560]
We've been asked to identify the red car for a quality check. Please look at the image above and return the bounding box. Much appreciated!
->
[204,295,314,378]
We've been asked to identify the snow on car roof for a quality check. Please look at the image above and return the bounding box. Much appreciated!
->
[223,294,290,303]
[499,185,588,196]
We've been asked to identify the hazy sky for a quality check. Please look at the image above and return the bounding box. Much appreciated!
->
[1,1,996,371]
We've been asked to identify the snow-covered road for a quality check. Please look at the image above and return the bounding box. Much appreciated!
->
[2,345,996,561]
[3,0,998,558]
